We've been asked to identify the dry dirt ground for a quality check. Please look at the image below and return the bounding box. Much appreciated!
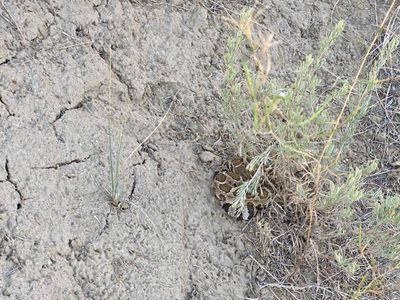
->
[0,1,397,299]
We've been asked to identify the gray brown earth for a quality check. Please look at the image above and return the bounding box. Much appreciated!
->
[0,1,396,299]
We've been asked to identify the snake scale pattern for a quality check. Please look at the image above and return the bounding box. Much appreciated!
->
[212,156,271,220]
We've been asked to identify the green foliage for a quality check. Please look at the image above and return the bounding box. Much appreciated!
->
[373,193,400,226]
[368,193,400,260]
[318,162,378,213]
[222,8,400,298]
[105,45,128,209]
[335,251,360,275]
[107,118,125,203]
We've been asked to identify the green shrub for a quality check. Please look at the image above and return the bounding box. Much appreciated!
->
[222,8,399,298]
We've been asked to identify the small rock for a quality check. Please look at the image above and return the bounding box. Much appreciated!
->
[199,151,220,163]
[255,271,267,283]
[7,217,17,231]
[202,144,214,152]
[107,22,115,30]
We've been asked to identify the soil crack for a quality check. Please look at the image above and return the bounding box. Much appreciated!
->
[34,155,92,170]
[4,158,24,202]
[128,173,137,200]
[0,95,15,117]
[95,211,111,241]
[51,123,64,142]
[51,98,91,124]
[0,57,14,66]
[94,46,135,101]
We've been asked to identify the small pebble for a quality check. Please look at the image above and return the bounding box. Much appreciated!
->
[199,151,220,163]
[202,144,214,152]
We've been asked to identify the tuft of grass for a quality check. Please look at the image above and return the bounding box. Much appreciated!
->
[103,45,173,211]
[221,5,400,299]
[104,45,127,210]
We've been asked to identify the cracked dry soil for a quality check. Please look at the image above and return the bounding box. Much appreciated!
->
[0,1,394,299]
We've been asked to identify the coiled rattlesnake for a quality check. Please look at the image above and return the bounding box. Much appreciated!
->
[212,156,271,220]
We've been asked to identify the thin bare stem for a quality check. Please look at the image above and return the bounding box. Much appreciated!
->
[124,99,174,165]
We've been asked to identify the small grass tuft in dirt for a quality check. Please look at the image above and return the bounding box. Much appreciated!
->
[104,45,128,210]
[103,45,173,212]
[221,5,400,299]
